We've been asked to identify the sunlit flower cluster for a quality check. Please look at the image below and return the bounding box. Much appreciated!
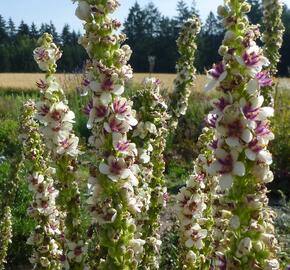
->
[131,77,169,268]
[21,100,63,270]
[203,0,280,268]
[75,0,145,267]
[33,33,87,268]
[169,16,201,129]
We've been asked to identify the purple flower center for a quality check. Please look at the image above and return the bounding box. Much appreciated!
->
[74,246,82,257]
[207,114,218,128]
[95,105,108,118]
[102,79,114,91]
[256,71,272,87]
[213,97,229,112]
[243,104,259,120]
[243,51,260,66]
[248,139,263,153]
[83,101,93,115]
[110,160,122,175]
[109,119,124,133]
[36,79,47,90]
[82,78,90,87]
[36,48,49,61]
[51,110,62,121]
[227,120,243,138]
[255,121,270,137]
[113,99,128,114]
[218,155,233,174]
[117,141,129,152]
[40,104,49,116]
[211,140,218,150]
[209,63,225,79]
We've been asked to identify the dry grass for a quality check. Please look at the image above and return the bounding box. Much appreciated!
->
[0,73,208,92]
[0,73,289,92]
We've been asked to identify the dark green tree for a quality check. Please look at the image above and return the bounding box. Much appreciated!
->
[0,15,8,42]
[7,18,16,39]
[30,23,39,39]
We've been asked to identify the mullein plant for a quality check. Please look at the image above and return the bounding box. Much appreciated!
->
[169,16,201,130]
[75,1,145,268]
[176,127,217,270]
[21,100,63,270]
[205,0,280,269]
[131,77,169,269]
[33,33,87,269]
[261,0,285,105]
[262,0,284,75]
[0,143,22,269]
[0,207,12,270]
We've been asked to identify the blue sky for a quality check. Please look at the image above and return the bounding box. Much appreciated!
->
[1,0,290,33]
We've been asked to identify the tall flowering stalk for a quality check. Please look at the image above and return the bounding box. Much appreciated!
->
[21,100,63,270]
[262,0,284,75]
[33,33,86,269]
[176,128,216,270]
[0,206,12,270]
[262,0,285,105]
[75,1,144,268]
[131,77,169,269]
[169,16,201,130]
[205,1,280,268]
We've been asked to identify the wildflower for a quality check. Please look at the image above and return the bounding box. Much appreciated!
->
[205,63,228,91]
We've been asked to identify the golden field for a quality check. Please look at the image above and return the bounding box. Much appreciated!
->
[0,73,208,92]
[0,73,289,91]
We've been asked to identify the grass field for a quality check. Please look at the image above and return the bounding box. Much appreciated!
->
[1,73,289,93]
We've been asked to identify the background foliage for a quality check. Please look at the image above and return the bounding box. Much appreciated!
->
[1,0,290,75]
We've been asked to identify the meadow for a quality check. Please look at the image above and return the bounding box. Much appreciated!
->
[0,72,289,268]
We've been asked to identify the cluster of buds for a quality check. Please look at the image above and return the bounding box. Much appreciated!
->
[177,128,217,269]
[33,33,87,269]
[204,1,280,269]
[169,16,201,130]
[21,100,63,269]
[131,77,169,268]
[0,207,13,270]
[75,0,145,267]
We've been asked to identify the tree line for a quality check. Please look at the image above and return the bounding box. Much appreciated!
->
[0,19,86,72]
[0,0,290,75]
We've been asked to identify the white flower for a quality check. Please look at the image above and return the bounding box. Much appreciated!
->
[236,237,252,258]
[129,239,146,256]
[87,98,109,129]
[205,62,227,91]
[208,148,245,191]
[236,43,270,77]
[75,1,91,21]
[184,224,207,249]
[216,103,253,148]
[112,133,137,156]
[99,156,133,182]
[56,135,79,157]
[263,259,280,270]
[104,116,131,134]
[186,250,197,262]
